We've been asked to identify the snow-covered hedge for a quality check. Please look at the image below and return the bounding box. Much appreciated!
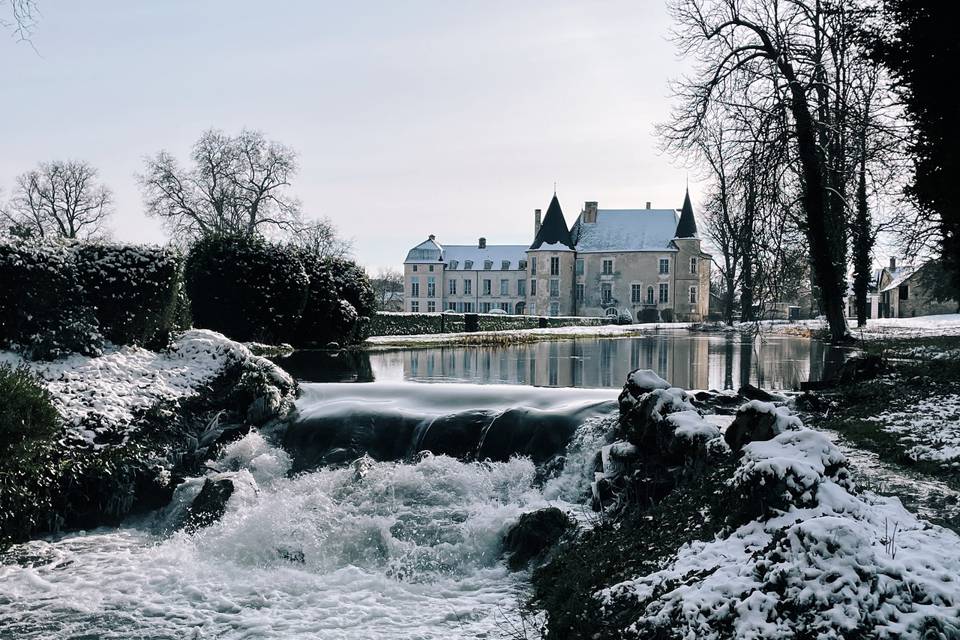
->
[367,312,607,337]
[185,236,374,347]
[0,241,182,359]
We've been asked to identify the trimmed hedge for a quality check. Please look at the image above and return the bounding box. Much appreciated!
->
[185,237,374,347]
[367,312,608,337]
[75,244,183,347]
[185,235,310,344]
[0,241,184,359]
[0,243,102,360]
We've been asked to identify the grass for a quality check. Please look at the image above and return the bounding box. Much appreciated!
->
[810,335,960,491]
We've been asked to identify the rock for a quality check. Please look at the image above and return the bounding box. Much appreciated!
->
[793,392,826,413]
[183,478,234,532]
[738,384,786,403]
[692,390,745,415]
[619,387,696,450]
[724,401,801,453]
[503,507,573,570]
[836,354,886,385]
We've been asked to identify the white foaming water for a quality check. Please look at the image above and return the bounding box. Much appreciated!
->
[1,412,613,639]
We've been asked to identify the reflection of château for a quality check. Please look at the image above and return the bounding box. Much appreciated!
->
[403,190,711,322]
[383,335,829,391]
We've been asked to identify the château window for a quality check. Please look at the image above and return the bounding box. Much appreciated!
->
[500,279,509,296]
[576,283,584,301]
[411,300,419,312]
[413,265,418,272]
[659,258,670,274]
[501,260,510,270]
[464,279,472,295]
[517,279,526,296]
[480,302,491,313]
[530,257,537,275]
[576,259,584,276]
[449,260,458,270]
[464,260,473,270]
[549,302,560,317]
[530,279,537,295]
[518,259,527,270]
[659,283,669,303]
[646,286,655,305]
[448,302,457,311]
[484,260,493,270]
[463,302,474,312]
[429,265,434,272]
[899,284,909,300]
[549,279,559,298]
[689,286,697,304]
[601,282,612,304]
[482,279,492,295]
[500,302,510,312]
[602,259,613,275]
[427,301,436,312]
[631,284,642,304]
[427,276,436,298]
[449,279,457,295]
[689,257,698,274]
[550,256,560,276]
[410,278,420,297]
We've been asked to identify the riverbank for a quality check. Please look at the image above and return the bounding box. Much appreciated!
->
[364,322,693,349]
[0,330,296,546]
[731,312,960,340]
[805,335,960,495]
[529,361,960,638]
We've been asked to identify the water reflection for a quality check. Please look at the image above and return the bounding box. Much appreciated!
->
[277,333,841,391]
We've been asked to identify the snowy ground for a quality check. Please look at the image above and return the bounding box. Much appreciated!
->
[365,322,693,348]
[751,313,960,340]
[865,393,960,467]
[0,330,252,445]
[598,405,960,638]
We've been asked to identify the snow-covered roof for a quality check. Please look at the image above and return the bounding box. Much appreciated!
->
[404,237,444,264]
[880,266,917,292]
[443,244,528,270]
[572,209,680,253]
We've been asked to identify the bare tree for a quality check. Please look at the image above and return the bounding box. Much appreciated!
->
[291,217,352,259]
[1,0,37,43]
[2,160,113,240]
[370,268,404,310]
[138,128,302,240]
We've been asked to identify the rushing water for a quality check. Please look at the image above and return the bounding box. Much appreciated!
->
[278,332,840,390]
[0,384,618,640]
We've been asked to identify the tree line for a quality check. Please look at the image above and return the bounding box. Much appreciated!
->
[662,0,958,342]
[0,128,352,260]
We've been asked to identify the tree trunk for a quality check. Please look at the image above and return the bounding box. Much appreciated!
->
[781,71,850,342]
[852,151,872,327]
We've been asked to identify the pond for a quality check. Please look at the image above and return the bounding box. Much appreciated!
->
[276,331,843,391]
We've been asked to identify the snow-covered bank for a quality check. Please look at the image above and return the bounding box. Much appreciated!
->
[0,330,290,446]
[751,313,960,339]
[599,414,960,638]
[364,322,693,348]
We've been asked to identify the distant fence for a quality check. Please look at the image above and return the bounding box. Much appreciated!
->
[367,311,609,337]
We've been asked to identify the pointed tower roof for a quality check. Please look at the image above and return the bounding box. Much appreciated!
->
[529,194,574,250]
[675,188,698,238]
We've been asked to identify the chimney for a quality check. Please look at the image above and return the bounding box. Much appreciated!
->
[890,256,897,270]
[534,209,542,236]
[428,234,435,241]
[584,201,598,224]
[645,201,651,210]
[479,237,486,249]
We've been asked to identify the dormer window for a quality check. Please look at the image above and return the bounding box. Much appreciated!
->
[484,260,493,270]
[464,260,474,270]
[518,259,527,270]
[449,260,459,270]
[501,260,510,270]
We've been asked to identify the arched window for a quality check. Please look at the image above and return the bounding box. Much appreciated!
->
[646,286,655,305]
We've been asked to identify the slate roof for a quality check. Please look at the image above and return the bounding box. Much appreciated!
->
[442,244,528,271]
[880,266,917,292]
[529,194,574,251]
[676,189,698,238]
[571,208,681,253]
[404,237,444,264]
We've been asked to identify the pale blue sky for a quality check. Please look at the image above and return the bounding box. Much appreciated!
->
[1,1,696,271]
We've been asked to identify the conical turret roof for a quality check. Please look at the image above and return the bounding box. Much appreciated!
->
[529,194,574,250]
[675,189,698,238]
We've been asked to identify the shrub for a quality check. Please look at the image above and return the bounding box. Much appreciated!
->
[639,308,660,323]
[660,308,674,323]
[0,242,102,359]
[0,365,60,450]
[294,253,375,347]
[185,235,309,343]
[74,244,182,347]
